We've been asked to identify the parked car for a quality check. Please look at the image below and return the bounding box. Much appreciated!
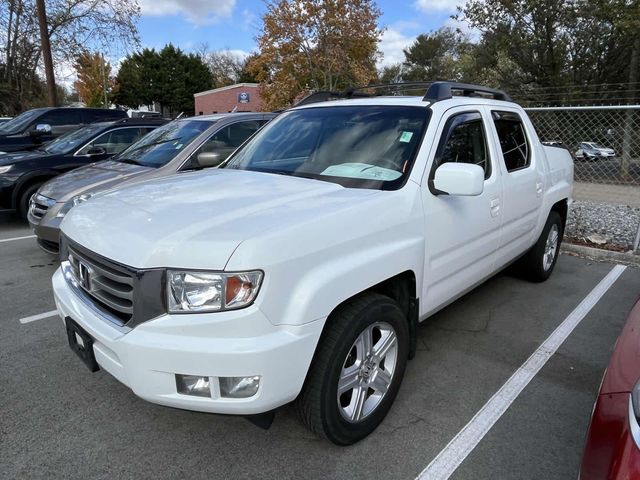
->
[52,82,573,445]
[30,112,275,254]
[575,141,616,160]
[580,298,640,479]
[0,107,127,153]
[0,117,166,220]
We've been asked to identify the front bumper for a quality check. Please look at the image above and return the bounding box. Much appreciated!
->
[0,175,18,209]
[52,266,324,415]
[28,200,64,253]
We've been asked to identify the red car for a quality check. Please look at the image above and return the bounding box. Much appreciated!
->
[580,299,640,479]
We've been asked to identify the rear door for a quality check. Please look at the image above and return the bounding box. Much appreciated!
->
[421,106,504,314]
[486,107,543,268]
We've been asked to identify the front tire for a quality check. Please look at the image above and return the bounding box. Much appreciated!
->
[296,293,409,445]
[17,182,42,221]
[520,211,563,282]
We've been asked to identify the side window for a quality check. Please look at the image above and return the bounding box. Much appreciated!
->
[77,128,145,155]
[38,109,82,126]
[191,120,263,167]
[434,112,491,179]
[492,111,530,172]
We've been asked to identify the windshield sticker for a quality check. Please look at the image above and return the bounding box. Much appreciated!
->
[321,163,402,181]
[399,131,413,143]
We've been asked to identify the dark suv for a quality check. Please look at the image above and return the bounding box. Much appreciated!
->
[0,117,166,219]
[0,107,127,153]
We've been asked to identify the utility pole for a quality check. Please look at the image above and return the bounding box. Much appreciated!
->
[101,53,108,107]
[36,0,57,106]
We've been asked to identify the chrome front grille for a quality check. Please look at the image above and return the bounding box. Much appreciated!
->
[30,194,55,220]
[68,245,134,322]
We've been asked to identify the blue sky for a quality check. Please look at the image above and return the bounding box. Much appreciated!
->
[135,0,466,67]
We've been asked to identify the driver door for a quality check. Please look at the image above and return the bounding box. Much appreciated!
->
[421,107,504,315]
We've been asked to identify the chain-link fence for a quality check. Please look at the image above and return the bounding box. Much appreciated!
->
[525,106,640,251]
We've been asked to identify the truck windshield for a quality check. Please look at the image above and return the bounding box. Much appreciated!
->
[41,123,107,154]
[114,119,215,168]
[224,105,430,190]
[0,108,46,135]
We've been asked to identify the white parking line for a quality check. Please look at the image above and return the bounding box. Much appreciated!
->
[417,264,627,480]
[19,310,58,324]
[0,234,36,243]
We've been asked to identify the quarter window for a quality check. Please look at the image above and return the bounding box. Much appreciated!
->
[492,111,530,172]
[434,112,491,179]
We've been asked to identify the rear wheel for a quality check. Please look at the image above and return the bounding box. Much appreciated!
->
[17,182,42,221]
[296,293,409,445]
[519,211,563,282]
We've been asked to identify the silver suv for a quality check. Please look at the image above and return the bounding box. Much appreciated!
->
[30,112,275,253]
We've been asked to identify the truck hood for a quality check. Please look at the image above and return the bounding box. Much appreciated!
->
[61,169,380,269]
[38,160,152,202]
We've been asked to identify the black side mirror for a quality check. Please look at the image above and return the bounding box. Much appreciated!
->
[87,146,107,156]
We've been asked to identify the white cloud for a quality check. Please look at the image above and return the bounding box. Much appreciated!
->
[378,28,416,68]
[139,0,236,26]
[414,0,461,13]
[241,9,256,31]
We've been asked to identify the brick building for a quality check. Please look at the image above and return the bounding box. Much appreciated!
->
[194,83,264,115]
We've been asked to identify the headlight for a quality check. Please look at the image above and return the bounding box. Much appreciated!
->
[167,270,263,313]
[0,164,12,174]
[56,193,93,218]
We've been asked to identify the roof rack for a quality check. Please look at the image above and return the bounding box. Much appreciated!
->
[423,81,512,102]
[294,81,512,107]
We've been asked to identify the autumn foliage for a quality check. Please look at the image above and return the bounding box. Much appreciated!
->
[74,52,111,107]
[249,0,382,110]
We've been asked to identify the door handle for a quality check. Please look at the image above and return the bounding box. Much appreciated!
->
[490,197,500,217]
[536,182,543,197]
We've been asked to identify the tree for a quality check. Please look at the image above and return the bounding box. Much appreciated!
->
[400,27,474,82]
[0,0,139,113]
[201,50,246,88]
[250,0,383,110]
[74,52,111,107]
[458,0,640,102]
[113,44,212,116]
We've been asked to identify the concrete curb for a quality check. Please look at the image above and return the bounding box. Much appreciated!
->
[561,242,640,267]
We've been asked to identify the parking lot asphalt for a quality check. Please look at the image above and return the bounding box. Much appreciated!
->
[1,210,639,480]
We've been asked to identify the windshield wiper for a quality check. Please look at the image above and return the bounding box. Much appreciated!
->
[117,158,143,166]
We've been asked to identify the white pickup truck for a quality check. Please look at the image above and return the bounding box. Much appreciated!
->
[52,82,573,445]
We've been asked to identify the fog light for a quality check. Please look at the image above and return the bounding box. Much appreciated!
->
[219,376,260,398]
[176,374,212,398]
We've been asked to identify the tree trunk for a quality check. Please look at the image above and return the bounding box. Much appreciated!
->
[36,0,58,106]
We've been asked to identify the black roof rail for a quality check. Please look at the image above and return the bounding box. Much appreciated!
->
[294,81,513,107]
[423,81,512,102]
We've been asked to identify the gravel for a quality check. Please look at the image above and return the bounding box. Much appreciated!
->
[566,200,640,249]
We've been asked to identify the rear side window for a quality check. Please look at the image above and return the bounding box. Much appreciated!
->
[39,109,83,126]
[492,111,530,172]
[83,109,127,123]
[434,111,491,179]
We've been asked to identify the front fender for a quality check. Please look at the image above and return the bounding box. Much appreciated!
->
[10,169,58,208]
